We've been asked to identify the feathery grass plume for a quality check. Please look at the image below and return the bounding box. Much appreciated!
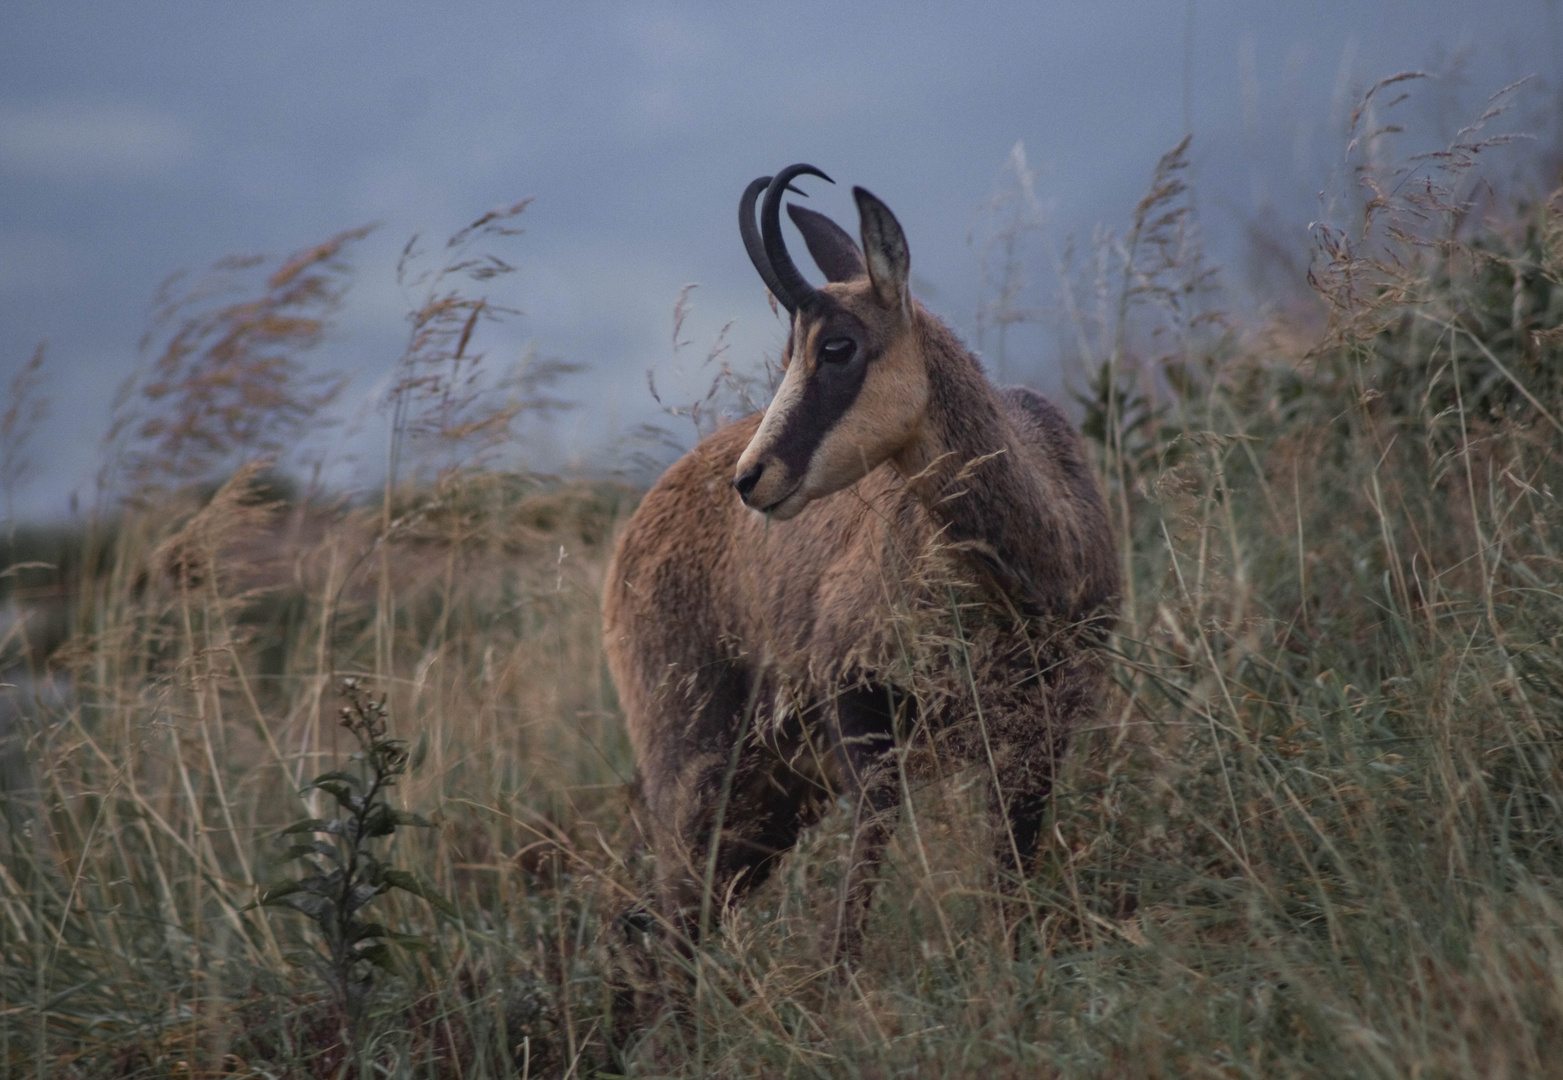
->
[1,342,49,536]
[620,283,770,485]
[1063,133,1229,630]
[973,140,1049,382]
[383,199,580,499]
[658,284,757,435]
[107,227,373,498]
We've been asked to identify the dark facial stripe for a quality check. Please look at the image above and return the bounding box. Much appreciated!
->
[769,310,874,481]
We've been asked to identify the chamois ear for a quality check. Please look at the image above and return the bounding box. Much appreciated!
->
[853,186,909,315]
[787,203,866,283]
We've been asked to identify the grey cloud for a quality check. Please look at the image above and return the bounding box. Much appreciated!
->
[0,0,1558,521]
[0,98,195,181]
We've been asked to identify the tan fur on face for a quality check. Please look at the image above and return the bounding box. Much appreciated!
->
[795,321,926,503]
[735,282,928,520]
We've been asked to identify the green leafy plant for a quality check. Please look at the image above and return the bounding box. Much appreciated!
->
[258,677,455,1038]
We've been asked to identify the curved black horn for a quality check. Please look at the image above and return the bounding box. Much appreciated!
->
[740,176,790,308]
[762,164,832,316]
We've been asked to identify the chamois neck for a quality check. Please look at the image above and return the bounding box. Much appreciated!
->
[891,313,1113,622]
[892,320,1010,482]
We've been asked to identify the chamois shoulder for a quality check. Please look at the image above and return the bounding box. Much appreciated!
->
[616,416,757,538]
[604,415,759,615]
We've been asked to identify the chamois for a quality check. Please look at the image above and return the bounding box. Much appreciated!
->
[603,164,1119,963]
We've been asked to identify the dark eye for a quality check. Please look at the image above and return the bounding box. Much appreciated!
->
[819,337,856,365]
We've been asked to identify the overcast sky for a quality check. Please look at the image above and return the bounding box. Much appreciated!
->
[2,1,1558,519]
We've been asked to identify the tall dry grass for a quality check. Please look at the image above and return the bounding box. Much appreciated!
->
[2,77,1562,1076]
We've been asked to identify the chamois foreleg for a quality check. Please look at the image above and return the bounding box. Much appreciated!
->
[980,658,1092,920]
[654,767,816,950]
[621,668,814,1036]
[986,749,1056,882]
[639,664,823,952]
[825,684,901,965]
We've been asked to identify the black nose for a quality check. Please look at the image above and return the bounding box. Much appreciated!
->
[733,463,764,501]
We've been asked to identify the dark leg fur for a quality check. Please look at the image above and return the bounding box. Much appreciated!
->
[653,753,817,947]
[825,685,901,964]
[628,671,821,1032]
[633,661,772,944]
[980,660,1095,953]
[988,767,1054,881]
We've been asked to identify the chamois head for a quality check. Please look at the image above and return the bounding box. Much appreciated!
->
[733,165,931,520]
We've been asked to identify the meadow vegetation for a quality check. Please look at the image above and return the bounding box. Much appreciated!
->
[3,77,1563,1076]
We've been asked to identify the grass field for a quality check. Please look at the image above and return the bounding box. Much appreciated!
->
[3,91,1563,1077]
